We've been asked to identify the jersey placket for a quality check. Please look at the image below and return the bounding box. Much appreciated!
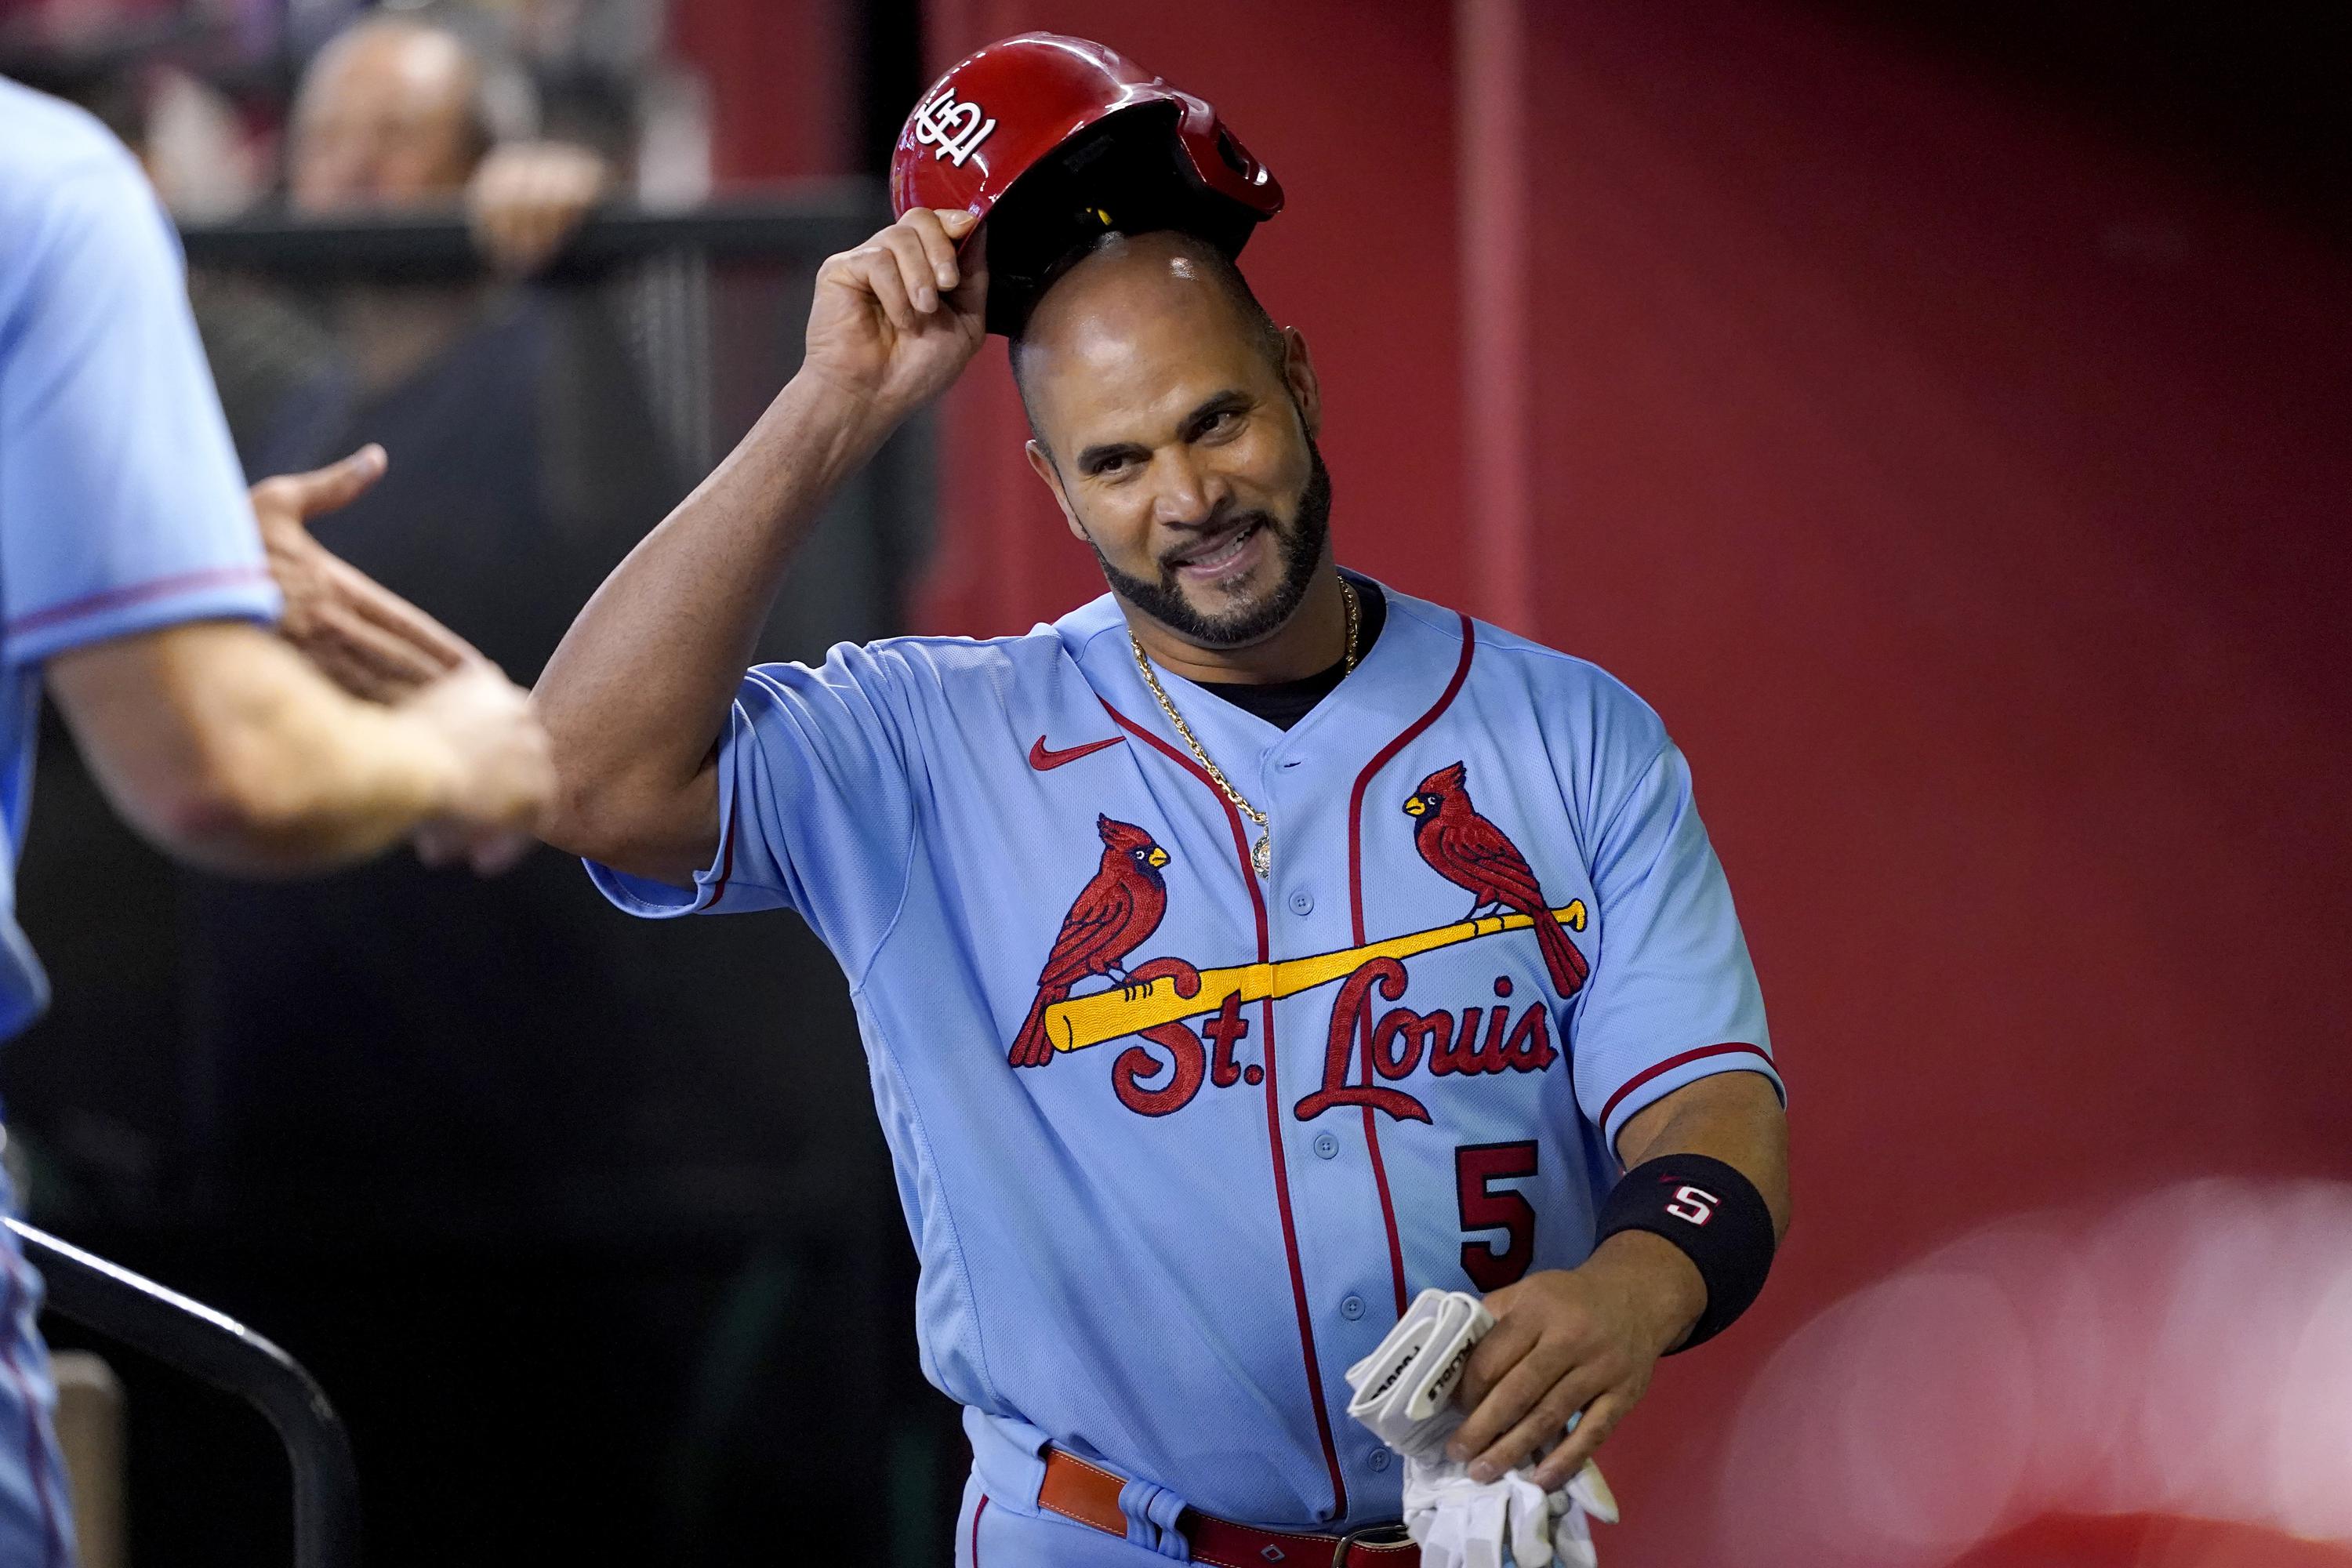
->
[1257,733,1414,1515]
[1094,677,1356,1520]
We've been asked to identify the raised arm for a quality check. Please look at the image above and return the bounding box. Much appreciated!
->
[532,207,985,884]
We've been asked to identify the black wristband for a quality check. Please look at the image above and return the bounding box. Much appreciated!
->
[1594,1153,1776,1353]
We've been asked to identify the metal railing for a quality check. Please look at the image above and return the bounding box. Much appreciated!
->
[10,1221,357,1568]
[177,185,887,280]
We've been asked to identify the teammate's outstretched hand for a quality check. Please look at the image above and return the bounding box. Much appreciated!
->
[800,209,987,423]
[1446,1236,1704,1491]
[251,445,477,702]
[401,660,555,875]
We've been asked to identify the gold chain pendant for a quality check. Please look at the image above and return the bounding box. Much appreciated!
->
[1130,577,1361,885]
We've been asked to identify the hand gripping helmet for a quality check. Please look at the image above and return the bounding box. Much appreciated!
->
[890,33,1283,336]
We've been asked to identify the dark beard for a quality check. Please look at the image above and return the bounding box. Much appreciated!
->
[1090,445,1334,649]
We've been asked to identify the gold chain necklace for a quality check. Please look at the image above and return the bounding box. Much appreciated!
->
[1130,577,1360,879]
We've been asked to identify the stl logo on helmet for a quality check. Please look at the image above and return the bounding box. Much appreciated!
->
[913,88,996,167]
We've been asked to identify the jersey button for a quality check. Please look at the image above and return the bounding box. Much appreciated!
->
[1312,1131,1339,1160]
[1287,888,1314,916]
[1340,1294,1366,1321]
[1368,1448,1393,1473]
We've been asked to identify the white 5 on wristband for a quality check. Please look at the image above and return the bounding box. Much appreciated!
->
[1344,1288,1494,1459]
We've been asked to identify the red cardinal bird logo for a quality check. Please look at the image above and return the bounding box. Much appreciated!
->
[1007,815,1172,1068]
[1405,761,1589,1000]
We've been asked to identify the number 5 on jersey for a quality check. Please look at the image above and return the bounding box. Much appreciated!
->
[1455,1142,1540,1290]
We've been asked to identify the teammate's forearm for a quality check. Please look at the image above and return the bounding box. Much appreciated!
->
[53,626,464,876]
[160,684,463,875]
[532,372,896,864]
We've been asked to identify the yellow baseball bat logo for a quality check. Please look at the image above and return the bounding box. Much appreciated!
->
[1044,901,1586,1054]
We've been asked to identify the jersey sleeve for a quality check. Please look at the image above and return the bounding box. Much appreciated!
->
[1572,740,1779,1155]
[0,138,278,667]
[586,644,920,975]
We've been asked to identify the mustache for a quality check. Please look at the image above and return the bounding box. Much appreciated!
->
[1156,510,1279,574]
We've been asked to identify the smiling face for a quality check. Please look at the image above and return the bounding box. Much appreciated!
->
[1016,232,1330,651]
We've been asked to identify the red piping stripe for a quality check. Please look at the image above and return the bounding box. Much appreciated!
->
[5,564,274,639]
[1598,1042,1780,1134]
[1102,697,1349,1522]
[1345,613,1479,1316]
[704,789,741,909]
[970,1494,987,1565]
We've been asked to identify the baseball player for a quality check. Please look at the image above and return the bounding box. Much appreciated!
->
[0,78,554,1564]
[535,34,1788,1567]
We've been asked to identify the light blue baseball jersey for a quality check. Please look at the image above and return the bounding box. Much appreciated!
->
[593,583,1777,1534]
[0,81,283,1044]
[0,80,282,1568]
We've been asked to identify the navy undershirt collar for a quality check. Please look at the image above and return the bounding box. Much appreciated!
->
[1193,573,1388,732]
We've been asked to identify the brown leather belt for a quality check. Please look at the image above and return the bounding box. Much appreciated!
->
[1038,1447,1418,1567]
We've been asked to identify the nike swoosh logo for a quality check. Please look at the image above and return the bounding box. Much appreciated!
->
[1029,734,1125,771]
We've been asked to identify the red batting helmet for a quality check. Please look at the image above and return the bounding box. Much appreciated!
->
[891,32,1283,335]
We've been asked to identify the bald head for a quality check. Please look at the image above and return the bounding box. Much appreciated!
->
[1010,230,1286,458]
[289,18,493,212]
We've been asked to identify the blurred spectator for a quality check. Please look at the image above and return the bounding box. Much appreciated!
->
[196,13,616,474]
[175,9,691,1239]
[194,10,673,651]
[289,14,608,277]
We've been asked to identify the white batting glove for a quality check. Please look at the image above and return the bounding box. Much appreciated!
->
[1345,1287,1493,1458]
[1404,1453,1617,1568]
[1404,1455,1554,1568]
[1544,1460,1620,1568]
[1345,1290,1620,1568]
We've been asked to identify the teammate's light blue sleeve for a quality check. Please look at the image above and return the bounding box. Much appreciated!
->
[0,100,279,668]
[1573,741,1780,1153]
[588,644,919,975]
